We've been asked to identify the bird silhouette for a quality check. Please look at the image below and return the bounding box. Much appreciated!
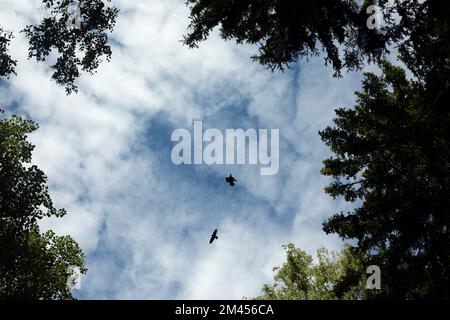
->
[209,229,218,244]
[225,174,237,186]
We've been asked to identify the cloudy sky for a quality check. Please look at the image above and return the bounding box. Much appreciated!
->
[0,0,378,299]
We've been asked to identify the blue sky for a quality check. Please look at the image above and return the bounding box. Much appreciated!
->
[0,0,381,299]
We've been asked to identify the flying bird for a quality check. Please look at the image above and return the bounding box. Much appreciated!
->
[209,229,218,244]
[225,174,237,186]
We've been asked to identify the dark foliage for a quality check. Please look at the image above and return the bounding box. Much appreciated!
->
[0,27,17,78]
[0,111,86,299]
[320,62,450,299]
[23,0,119,94]
[183,0,449,77]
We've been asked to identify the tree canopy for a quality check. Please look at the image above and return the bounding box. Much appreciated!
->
[0,223,86,299]
[183,0,449,76]
[256,243,368,300]
[0,110,86,299]
[23,0,119,94]
[0,27,16,78]
[0,0,118,94]
[320,62,450,299]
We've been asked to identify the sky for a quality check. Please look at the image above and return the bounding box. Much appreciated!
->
[0,0,379,299]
